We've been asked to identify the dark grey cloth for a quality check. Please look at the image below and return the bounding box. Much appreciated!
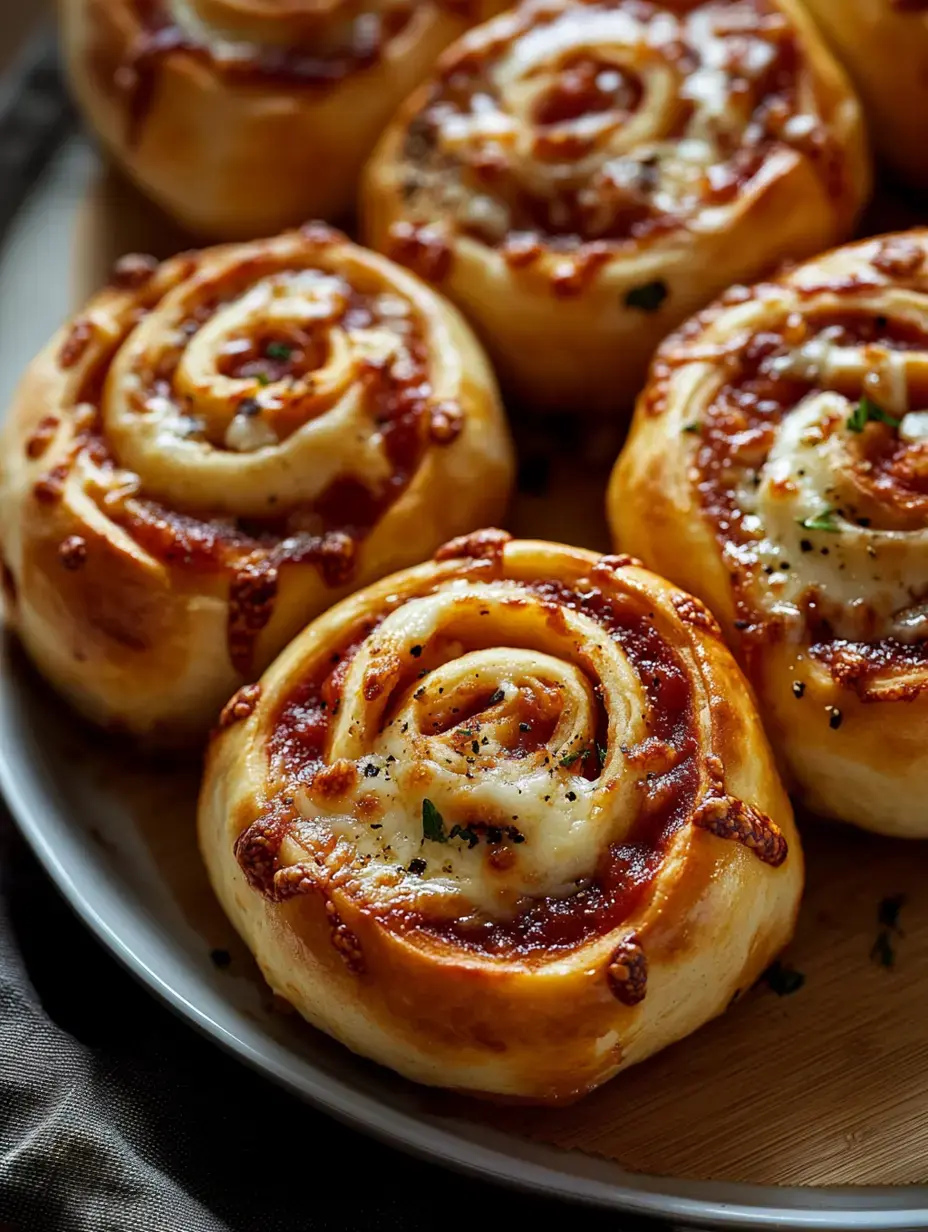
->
[0,809,654,1232]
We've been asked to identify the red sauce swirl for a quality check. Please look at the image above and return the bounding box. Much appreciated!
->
[244,574,702,957]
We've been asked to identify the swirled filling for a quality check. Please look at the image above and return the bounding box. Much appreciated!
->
[239,567,708,955]
[681,255,928,679]
[389,0,839,263]
[44,231,461,671]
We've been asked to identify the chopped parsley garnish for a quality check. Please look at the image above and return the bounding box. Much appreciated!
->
[266,341,293,361]
[596,742,607,763]
[682,422,702,435]
[625,279,668,312]
[255,372,271,386]
[422,798,446,843]
[846,395,900,433]
[559,751,581,767]
[799,508,840,533]
[762,961,805,996]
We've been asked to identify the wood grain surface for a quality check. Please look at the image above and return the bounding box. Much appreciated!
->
[66,154,928,1188]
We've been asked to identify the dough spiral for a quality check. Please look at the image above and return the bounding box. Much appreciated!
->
[610,229,928,835]
[60,0,509,237]
[199,532,800,1100]
[362,0,870,414]
[0,226,512,742]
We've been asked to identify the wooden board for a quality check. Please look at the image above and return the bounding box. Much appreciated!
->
[63,156,928,1189]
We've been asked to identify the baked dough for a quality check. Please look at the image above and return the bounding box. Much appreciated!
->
[0,225,513,743]
[60,0,509,238]
[199,531,801,1101]
[609,230,928,836]
[362,0,870,415]
[801,0,928,194]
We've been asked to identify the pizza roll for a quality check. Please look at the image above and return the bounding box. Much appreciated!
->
[610,230,928,836]
[0,225,512,743]
[362,0,870,414]
[60,0,508,237]
[199,531,801,1101]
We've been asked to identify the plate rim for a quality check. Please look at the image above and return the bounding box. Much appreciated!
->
[2,707,928,1232]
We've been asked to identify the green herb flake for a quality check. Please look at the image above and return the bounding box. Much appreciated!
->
[846,395,901,434]
[596,742,607,763]
[625,280,668,313]
[266,341,293,361]
[682,422,702,435]
[799,508,840,533]
[255,372,271,387]
[422,798,447,843]
[559,751,581,767]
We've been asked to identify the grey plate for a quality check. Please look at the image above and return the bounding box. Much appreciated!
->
[2,136,928,1231]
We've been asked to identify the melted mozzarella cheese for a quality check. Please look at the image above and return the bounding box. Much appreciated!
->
[293,579,651,919]
[737,393,928,637]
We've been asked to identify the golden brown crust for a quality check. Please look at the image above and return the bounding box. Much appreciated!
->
[801,0,928,193]
[362,0,870,415]
[609,228,928,836]
[198,536,801,1101]
[59,0,509,238]
[0,227,513,744]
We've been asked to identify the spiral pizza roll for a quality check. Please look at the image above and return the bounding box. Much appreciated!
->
[199,531,800,1100]
[60,0,509,238]
[0,225,512,743]
[609,230,928,836]
[800,0,928,194]
[362,0,870,415]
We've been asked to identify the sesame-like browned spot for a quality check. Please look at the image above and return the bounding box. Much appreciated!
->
[218,682,261,729]
[387,221,453,283]
[429,400,464,445]
[693,795,788,867]
[316,532,357,587]
[670,591,722,636]
[607,936,647,1006]
[33,465,69,504]
[58,535,88,570]
[58,318,95,369]
[596,553,643,572]
[25,415,60,460]
[110,252,159,289]
[273,861,319,899]
[872,236,925,278]
[227,560,279,675]
[234,798,296,896]
[324,897,365,973]
[310,758,358,800]
[434,527,512,563]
